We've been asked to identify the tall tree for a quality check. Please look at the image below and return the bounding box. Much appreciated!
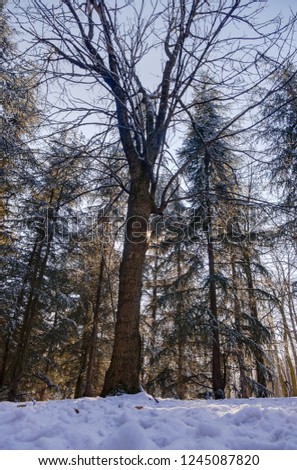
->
[0,1,39,393]
[261,66,297,215]
[0,1,37,227]
[6,133,90,400]
[10,0,297,396]
[179,81,239,398]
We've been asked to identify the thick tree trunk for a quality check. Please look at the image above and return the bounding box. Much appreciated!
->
[101,176,152,396]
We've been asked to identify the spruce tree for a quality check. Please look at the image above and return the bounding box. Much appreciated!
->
[179,81,239,398]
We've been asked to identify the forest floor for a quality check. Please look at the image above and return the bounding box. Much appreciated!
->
[0,392,296,450]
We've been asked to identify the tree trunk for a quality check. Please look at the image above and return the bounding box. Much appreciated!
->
[0,336,10,388]
[243,253,267,397]
[279,301,297,396]
[145,248,159,394]
[177,337,186,399]
[0,236,42,388]
[176,245,186,400]
[8,242,51,401]
[101,175,152,396]
[84,253,105,396]
[7,209,55,401]
[74,303,93,398]
[231,256,249,398]
[207,210,224,399]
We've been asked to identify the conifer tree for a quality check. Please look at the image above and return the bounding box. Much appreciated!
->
[0,1,39,392]
[10,0,295,396]
[179,81,239,398]
[261,66,297,214]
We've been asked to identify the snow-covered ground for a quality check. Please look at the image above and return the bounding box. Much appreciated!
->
[0,392,296,450]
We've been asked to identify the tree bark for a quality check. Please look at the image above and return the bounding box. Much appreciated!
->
[243,253,267,397]
[176,245,186,400]
[0,236,42,388]
[74,303,93,398]
[8,240,51,401]
[279,301,297,396]
[145,248,159,395]
[231,256,249,398]
[7,204,56,401]
[84,253,105,396]
[207,208,224,398]
[101,175,152,396]
[0,336,10,388]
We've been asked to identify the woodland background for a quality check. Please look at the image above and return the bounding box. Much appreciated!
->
[1,0,296,402]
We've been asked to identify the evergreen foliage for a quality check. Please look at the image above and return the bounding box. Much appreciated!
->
[1,0,296,401]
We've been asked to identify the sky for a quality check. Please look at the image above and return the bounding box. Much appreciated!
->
[7,0,296,129]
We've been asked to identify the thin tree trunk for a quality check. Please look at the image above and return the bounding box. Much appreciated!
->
[177,338,186,399]
[101,176,152,396]
[84,253,105,397]
[8,240,52,401]
[243,253,267,397]
[74,303,93,398]
[176,245,186,400]
[287,284,297,346]
[0,336,10,388]
[279,301,297,396]
[0,236,42,388]
[207,209,224,398]
[150,251,158,360]
[38,309,60,401]
[231,256,249,398]
[145,248,159,394]
[8,205,56,401]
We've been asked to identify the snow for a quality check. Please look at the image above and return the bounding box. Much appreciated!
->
[0,392,296,450]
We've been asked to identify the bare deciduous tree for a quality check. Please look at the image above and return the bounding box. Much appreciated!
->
[10,0,297,396]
